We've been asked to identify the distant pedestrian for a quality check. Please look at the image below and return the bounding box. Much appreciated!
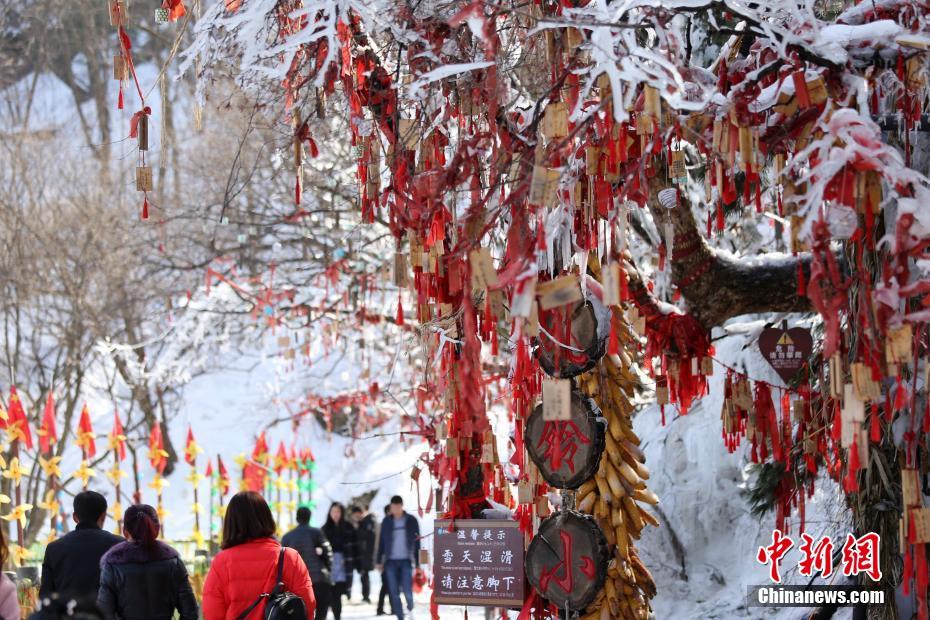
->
[350,505,376,603]
[40,491,122,602]
[203,491,316,620]
[374,505,393,617]
[97,504,198,620]
[376,496,420,620]
[281,507,332,620]
[321,502,355,620]
[0,519,20,620]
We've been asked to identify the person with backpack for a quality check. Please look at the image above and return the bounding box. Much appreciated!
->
[96,504,198,620]
[281,507,332,620]
[203,491,315,620]
[321,502,355,620]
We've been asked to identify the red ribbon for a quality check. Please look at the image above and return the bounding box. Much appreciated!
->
[129,106,151,139]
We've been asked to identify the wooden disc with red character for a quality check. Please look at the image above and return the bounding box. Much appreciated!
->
[525,389,605,490]
[526,511,609,612]
[535,295,610,379]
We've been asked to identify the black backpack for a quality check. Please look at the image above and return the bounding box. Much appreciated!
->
[236,548,308,620]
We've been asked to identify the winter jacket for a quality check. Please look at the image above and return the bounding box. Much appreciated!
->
[320,520,356,582]
[40,523,123,601]
[202,537,315,620]
[281,525,332,585]
[97,540,198,620]
[376,513,420,566]
[0,573,19,620]
[353,514,377,572]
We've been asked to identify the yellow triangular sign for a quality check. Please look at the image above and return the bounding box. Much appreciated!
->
[777,333,794,345]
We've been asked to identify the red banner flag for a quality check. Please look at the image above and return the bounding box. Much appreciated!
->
[77,405,96,459]
[39,392,57,455]
[217,455,230,496]
[148,424,168,474]
[273,441,289,475]
[8,386,33,449]
[184,427,199,466]
[110,411,126,462]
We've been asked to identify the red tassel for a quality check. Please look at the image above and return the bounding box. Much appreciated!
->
[308,136,319,158]
[869,403,881,443]
[295,176,301,206]
[396,294,405,326]
[844,437,860,493]
[118,85,124,110]
[141,196,149,220]
[796,260,806,296]
[608,314,619,355]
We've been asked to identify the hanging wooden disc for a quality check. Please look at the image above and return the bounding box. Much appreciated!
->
[526,511,609,612]
[534,294,609,379]
[525,390,605,490]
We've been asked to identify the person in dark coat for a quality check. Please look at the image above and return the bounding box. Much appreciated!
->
[375,505,394,617]
[350,505,377,603]
[40,491,123,602]
[321,502,356,620]
[97,504,198,620]
[376,496,420,620]
[281,507,332,620]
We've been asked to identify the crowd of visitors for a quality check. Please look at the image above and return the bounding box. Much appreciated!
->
[20,490,421,620]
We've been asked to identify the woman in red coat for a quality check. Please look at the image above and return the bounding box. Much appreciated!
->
[203,491,316,620]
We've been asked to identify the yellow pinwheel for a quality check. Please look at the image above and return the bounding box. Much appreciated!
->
[156,504,170,522]
[148,475,170,495]
[288,479,298,492]
[184,440,203,465]
[10,544,30,566]
[38,491,59,515]
[73,460,96,487]
[39,455,63,478]
[186,470,203,486]
[0,494,12,506]
[6,421,28,445]
[3,503,33,527]
[112,501,123,521]
[192,528,206,549]
[2,457,24,486]
[108,430,127,452]
[274,477,288,491]
[233,454,247,468]
[106,464,127,487]
[44,531,58,545]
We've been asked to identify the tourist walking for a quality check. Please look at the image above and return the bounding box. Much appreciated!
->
[321,502,355,620]
[350,505,376,603]
[202,491,315,620]
[97,504,198,620]
[281,507,332,620]
[40,491,123,602]
[374,505,393,617]
[376,496,420,620]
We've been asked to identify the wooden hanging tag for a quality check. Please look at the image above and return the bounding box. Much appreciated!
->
[669,150,686,183]
[527,301,540,337]
[602,262,621,306]
[792,400,805,424]
[701,356,714,376]
[886,324,913,365]
[529,166,559,206]
[113,54,128,81]
[517,479,533,504]
[137,114,149,151]
[627,305,646,336]
[851,363,881,402]
[585,147,602,175]
[109,1,127,26]
[445,437,459,459]
[738,127,753,171]
[277,336,290,347]
[435,422,448,441]
[841,384,864,448]
[541,101,569,140]
[903,468,922,508]
[418,548,430,565]
[829,353,844,399]
[397,118,419,150]
[803,434,817,454]
[536,274,583,310]
[643,86,661,118]
[393,252,409,288]
[535,495,551,517]
[542,378,571,421]
[469,248,498,291]
[656,384,669,405]
[911,508,930,543]
[135,166,153,192]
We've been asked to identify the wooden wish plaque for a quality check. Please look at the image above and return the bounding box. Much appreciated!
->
[758,321,813,384]
[534,292,610,379]
[525,389,605,490]
[433,519,525,607]
[526,511,609,612]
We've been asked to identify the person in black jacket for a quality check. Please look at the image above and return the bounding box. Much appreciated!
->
[321,502,356,620]
[281,507,332,620]
[350,505,377,603]
[97,504,198,620]
[40,491,123,602]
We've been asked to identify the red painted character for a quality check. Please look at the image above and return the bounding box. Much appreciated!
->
[539,531,595,594]
[757,529,794,583]
[797,533,834,578]
[538,421,591,472]
[841,532,882,581]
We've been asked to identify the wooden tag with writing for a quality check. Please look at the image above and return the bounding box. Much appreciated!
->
[518,479,533,504]
[135,166,153,192]
[542,379,571,420]
[903,468,921,508]
[445,437,459,459]
[418,549,430,565]
[886,324,913,365]
[527,301,540,337]
[113,54,128,81]
[537,274,583,310]
[656,384,669,405]
[536,495,551,517]
[911,507,930,543]
[841,384,864,448]
[469,248,498,291]
[602,262,621,306]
